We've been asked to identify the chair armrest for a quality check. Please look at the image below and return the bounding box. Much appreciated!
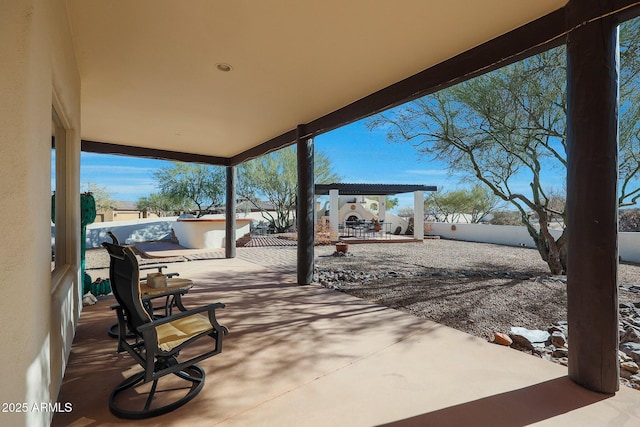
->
[140,264,168,272]
[139,265,180,278]
[137,303,225,330]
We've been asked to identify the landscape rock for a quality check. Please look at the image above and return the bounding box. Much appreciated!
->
[548,325,564,334]
[496,301,640,391]
[621,361,640,374]
[621,326,640,343]
[619,350,633,362]
[549,321,568,336]
[620,342,640,363]
[552,347,569,358]
[550,331,567,348]
[621,369,635,380]
[629,375,640,387]
[492,332,512,346]
[509,327,550,350]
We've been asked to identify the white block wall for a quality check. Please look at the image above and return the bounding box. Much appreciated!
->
[427,222,640,264]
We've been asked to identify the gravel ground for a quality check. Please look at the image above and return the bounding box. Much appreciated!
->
[86,238,640,341]
[314,239,640,341]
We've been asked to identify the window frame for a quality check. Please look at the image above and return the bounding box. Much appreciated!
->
[51,107,68,275]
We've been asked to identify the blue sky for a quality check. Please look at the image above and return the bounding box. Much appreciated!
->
[74,116,568,212]
[314,120,463,209]
[79,152,170,200]
[75,119,467,212]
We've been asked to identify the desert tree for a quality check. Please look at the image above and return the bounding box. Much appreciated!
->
[368,18,640,274]
[426,185,501,223]
[238,146,339,233]
[369,47,569,273]
[136,192,185,217]
[82,182,115,212]
[153,162,225,217]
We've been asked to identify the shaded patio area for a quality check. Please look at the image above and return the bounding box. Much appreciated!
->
[53,257,640,426]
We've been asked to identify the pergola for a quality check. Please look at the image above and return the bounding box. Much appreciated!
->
[72,1,632,394]
[315,183,437,240]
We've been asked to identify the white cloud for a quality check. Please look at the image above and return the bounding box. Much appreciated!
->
[79,174,158,200]
[81,164,157,175]
[404,169,451,176]
[107,183,157,195]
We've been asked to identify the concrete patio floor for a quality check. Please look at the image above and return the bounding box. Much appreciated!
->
[53,256,640,426]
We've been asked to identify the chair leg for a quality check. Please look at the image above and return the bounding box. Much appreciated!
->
[109,365,206,419]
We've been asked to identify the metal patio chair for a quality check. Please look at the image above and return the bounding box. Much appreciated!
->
[105,231,182,339]
[103,241,228,419]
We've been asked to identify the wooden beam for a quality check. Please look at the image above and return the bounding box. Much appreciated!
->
[229,129,298,166]
[225,166,237,259]
[566,0,620,394]
[229,2,640,165]
[82,4,640,171]
[229,11,566,165]
[81,140,230,166]
[307,9,568,136]
[296,125,314,285]
[227,11,566,165]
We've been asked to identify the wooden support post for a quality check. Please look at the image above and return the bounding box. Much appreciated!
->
[566,1,619,393]
[225,166,237,259]
[297,126,315,285]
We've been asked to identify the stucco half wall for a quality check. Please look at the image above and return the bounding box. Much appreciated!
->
[173,218,252,249]
[428,222,640,264]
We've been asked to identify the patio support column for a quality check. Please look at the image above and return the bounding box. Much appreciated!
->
[566,1,619,394]
[378,196,386,221]
[225,166,236,259]
[413,191,424,240]
[330,189,340,241]
[297,125,314,285]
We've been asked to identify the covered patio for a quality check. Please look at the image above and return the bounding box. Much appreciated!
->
[53,256,640,426]
[2,0,640,425]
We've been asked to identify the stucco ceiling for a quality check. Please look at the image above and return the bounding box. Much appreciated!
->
[67,0,567,160]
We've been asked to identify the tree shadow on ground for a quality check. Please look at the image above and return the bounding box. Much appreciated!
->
[54,268,440,425]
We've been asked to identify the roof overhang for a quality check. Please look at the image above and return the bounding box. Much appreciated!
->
[315,183,437,196]
[69,1,640,165]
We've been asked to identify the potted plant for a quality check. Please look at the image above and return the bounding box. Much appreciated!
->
[335,241,349,253]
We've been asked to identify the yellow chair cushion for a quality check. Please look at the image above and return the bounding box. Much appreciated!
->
[155,313,213,352]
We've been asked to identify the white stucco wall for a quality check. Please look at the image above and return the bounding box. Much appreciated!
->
[0,1,81,425]
[173,218,252,249]
[85,217,179,248]
[428,222,640,264]
[618,232,640,264]
[427,222,558,248]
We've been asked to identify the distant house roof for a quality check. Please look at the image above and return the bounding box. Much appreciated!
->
[114,200,139,210]
[236,200,276,212]
[314,183,437,196]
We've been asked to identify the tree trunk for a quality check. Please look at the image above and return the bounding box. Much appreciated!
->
[557,231,568,273]
[545,246,564,275]
[538,216,565,275]
[528,228,565,275]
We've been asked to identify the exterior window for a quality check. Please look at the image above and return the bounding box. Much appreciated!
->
[51,109,67,271]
